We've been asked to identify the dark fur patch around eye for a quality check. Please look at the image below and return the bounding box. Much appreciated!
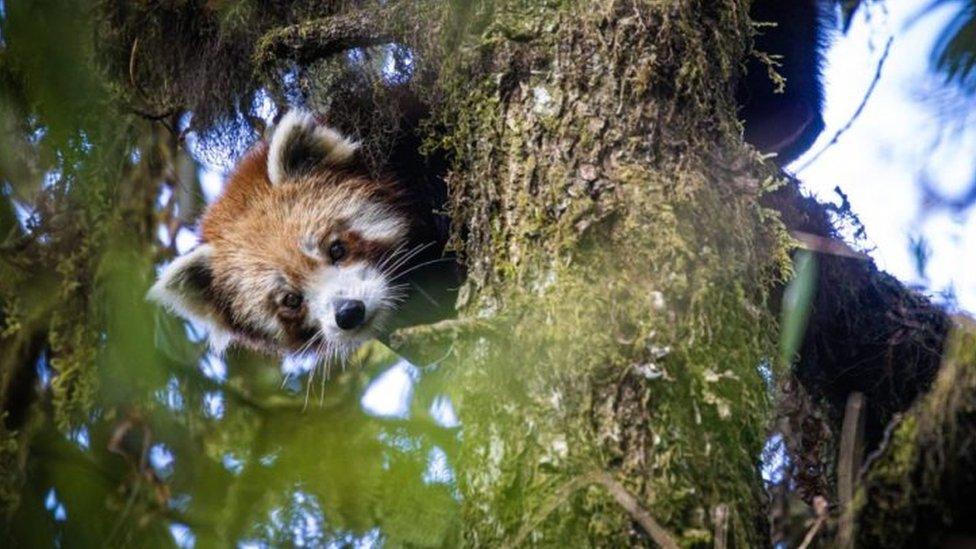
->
[339,231,392,263]
[202,280,276,346]
[278,314,318,349]
[218,301,274,345]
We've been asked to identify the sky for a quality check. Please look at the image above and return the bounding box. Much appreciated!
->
[790,0,976,314]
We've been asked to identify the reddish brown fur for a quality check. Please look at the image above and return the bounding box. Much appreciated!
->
[195,140,410,352]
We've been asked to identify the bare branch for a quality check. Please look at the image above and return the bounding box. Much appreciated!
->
[837,392,867,548]
[505,471,679,549]
[797,496,829,549]
[711,504,729,549]
[590,472,680,549]
[503,475,591,549]
[790,230,870,260]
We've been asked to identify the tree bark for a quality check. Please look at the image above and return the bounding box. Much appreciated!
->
[395,1,782,545]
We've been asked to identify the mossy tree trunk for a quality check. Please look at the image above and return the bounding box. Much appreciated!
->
[854,321,976,547]
[389,1,785,545]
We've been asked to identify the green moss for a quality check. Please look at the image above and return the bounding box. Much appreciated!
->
[401,2,788,544]
[83,0,794,544]
[855,324,976,546]
[0,418,21,518]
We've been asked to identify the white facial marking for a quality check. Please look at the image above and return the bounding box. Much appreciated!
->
[148,244,242,354]
[306,261,394,344]
[337,197,408,243]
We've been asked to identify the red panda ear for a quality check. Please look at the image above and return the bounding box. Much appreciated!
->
[148,244,233,352]
[266,108,361,185]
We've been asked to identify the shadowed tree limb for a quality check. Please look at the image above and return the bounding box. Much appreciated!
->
[253,4,407,75]
[854,320,976,546]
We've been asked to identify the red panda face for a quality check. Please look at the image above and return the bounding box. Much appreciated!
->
[150,109,417,359]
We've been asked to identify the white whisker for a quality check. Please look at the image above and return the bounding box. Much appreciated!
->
[304,357,316,410]
[381,241,435,279]
[389,257,455,283]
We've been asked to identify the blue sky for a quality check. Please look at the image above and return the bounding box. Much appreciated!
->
[791,0,975,314]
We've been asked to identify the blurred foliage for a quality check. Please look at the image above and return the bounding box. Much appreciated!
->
[779,250,818,369]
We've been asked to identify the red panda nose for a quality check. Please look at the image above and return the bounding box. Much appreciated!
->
[334,299,366,330]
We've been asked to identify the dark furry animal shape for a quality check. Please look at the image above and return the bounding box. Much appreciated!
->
[738,0,831,165]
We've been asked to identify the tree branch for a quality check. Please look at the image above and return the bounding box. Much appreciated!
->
[590,472,680,549]
[253,5,404,74]
[797,496,829,549]
[836,392,866,548]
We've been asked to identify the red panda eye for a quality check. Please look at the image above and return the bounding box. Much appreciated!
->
[281,292,303,310]
[328,240,347,263]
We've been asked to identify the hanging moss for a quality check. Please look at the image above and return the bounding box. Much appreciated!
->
[0,418,21,517]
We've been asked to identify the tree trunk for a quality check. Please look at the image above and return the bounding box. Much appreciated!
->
[394,1,783,545]
[377,0,960,544]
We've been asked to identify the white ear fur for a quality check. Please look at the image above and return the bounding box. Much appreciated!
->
[267,108,360,185]
[149,244,232,350]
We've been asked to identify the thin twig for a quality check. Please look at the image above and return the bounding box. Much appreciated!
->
[128,37,140,90]
[126,36,180,135]
[387,316,494,356]
[504,471,679,549]
[504,475,592,548]
[798,496,829,549]
[860,412,903,476]
[794,36,894,174]
[590,472,680,549]
[790,230,870,260]
[504,471,678,549]
[712,504,729,549]
[797,517,825,549]
[837,392,867,549]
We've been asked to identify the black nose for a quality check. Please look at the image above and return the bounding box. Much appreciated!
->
[334,299,366,330]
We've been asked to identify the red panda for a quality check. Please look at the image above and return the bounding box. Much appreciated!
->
[150,108,448,359]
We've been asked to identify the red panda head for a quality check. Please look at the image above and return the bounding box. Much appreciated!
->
[150,109,418,359]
